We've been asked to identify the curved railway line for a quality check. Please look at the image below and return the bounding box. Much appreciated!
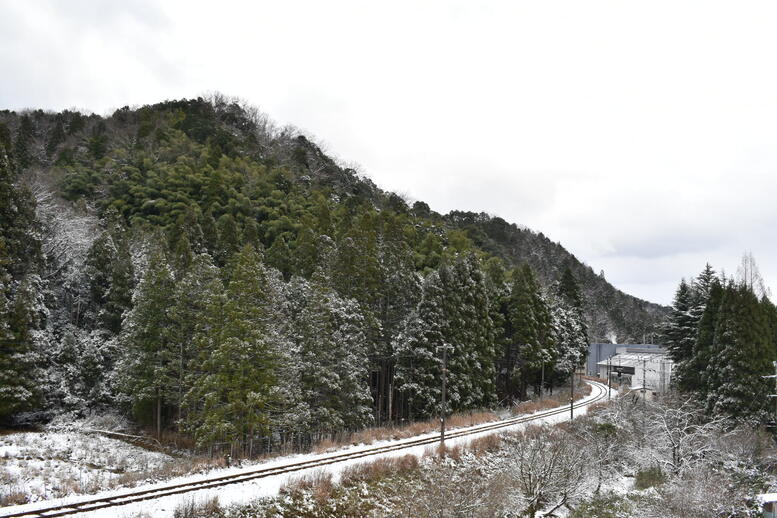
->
[1,380,608,518]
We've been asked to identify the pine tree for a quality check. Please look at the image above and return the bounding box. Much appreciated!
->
[0,267,40,418]
[184,245,277,454]
[395,254,495,419]
[267,235,292,280]
[763,296,777,358]
[46,116,66,157]
[54,327,113,413]
[371,213,421,422]
[13,115,34,170]
[0,141,43,419]
[286,274,373,432]
[553,266,589,377]
[314,194,334,237]
[168,253,221,421]
[201,210,218,253]
[501,264,552,400]
[0,138,41,279]
[550,297,587,381]
[293,226,319,279]
[707,283,774,419]
[664,280,697,385]
[118,249,177,437]
[243,218,261,250]
[445,254,496,411]
[85,227,134,334]
[394,269,447,419]
[215,213,240,266]
[686,278,724,397]
[557,265,583,310]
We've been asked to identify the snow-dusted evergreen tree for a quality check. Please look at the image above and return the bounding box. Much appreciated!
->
[445,254,496,411]
[85,222,134,334]
[0,264,40,418]
[764,296,777,358]
[395,254,495,419]
[557,266,584,314]
[706,283,774,419]
[394,268,447,419]
[501,264,553,400]
[117,247,177,437]
[374,213,422,422]
[0,136,43,418]
[551,266,589,380]
[168,252,221,419]
[663,280,697,385]
[694,278,723,398]
[672,265,719,393]
[550,298,587,379]
[283,272,373,432]
[184,245,277,452]
[53,327,115,413]
[330,211,382,346]
[293,225,319,279]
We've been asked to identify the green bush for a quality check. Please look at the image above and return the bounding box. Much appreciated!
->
[569,492,632,518]
[634,466,667,490]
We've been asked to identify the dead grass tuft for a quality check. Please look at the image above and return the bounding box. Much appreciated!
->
[511,381,593,416]
[281,470,334,503]
[173,496,223,518]
[0,491,28,506]
[339,454,419,486]
[318,411,498,453]
[465,433,503,454]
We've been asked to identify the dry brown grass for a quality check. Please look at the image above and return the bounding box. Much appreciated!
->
[281,470,334,502]
[339,454,419,486]
[511,381,593,416]
[586,401,610,415]
[337,411,498,451]
[513,397,567,415]
[173,496,222,518]
[104,455,229,491]
[0,491,28,506]
[465,433,503,454]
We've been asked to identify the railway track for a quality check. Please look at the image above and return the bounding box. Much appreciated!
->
[1,380,608,518]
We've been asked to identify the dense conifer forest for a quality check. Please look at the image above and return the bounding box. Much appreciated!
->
[0,96,668,453]
[664,259,777,421]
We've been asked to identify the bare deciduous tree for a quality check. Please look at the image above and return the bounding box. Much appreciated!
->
[499,426,587,518]
[736,251,770,298]
[646,397,728,475]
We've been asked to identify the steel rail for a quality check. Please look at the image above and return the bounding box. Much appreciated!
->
[1,380,607,518]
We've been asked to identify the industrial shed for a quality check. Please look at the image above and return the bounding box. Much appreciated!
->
[596,347,673,397]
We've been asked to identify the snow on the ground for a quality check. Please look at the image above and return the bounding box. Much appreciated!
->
[0,429,174,504]
[0,381,606,518]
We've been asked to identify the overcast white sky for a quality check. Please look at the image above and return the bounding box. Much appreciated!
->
[2,0,776,305]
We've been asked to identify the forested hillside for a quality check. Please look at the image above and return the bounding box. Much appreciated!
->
[0,96,666,452]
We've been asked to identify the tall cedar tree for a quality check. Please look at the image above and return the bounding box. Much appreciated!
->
[553,266,589,376]
[687,278,724,395]
[664,280,698,389]
[286,273,373,432]
[0,132,42,418]
[184,245,277,453]
[706,283,774,419]
[118,249,177,437]
[395,254,495,419]
[503,264,553,400]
